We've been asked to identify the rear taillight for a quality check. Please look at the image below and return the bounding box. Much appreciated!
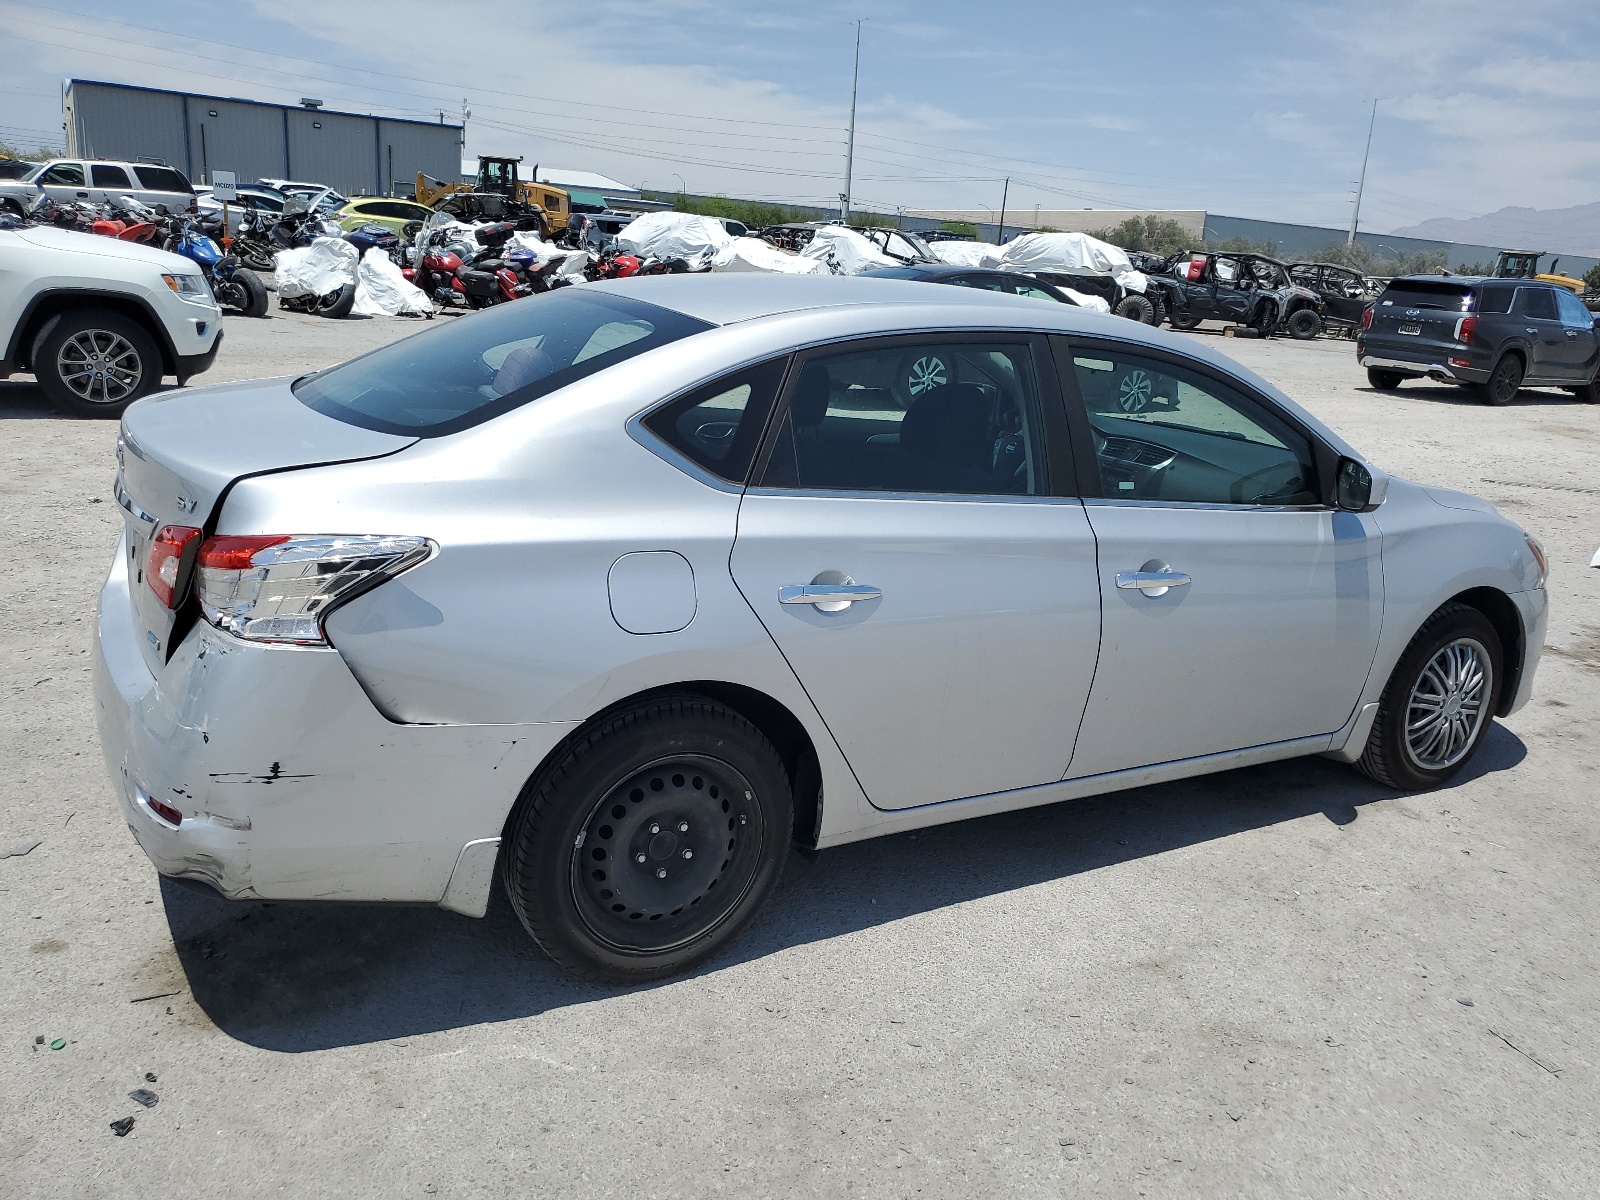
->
[145,525,201,609]
[1454,315,1478,345]
[195,534,431,644]
[1360,306,1374,331]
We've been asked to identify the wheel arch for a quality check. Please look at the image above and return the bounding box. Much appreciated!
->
[1448,586,1525,716]
[8,289,178,377]
[504,681,825,851]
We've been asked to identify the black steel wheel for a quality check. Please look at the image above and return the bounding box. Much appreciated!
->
[1356,602,1502,791]
[1477,354,1522,406]
[502,693,792,983]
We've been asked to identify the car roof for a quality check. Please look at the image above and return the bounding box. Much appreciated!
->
[582,273,1060,326]
[862,263,998,280]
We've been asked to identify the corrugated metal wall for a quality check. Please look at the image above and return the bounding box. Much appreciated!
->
[66,82,188,172]
[378,119,460,196]
[63,80,461,196]
[286,109,376,195]
[187,98,288,186]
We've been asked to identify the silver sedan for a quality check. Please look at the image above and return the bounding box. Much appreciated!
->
[94,275,1548,982]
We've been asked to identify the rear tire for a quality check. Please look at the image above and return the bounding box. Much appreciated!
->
[1287,308,1321,339]
[1356,603,1502,791]
[1367,368,1405,390]
[1115,294,1156,324]
[501,694,792,984]
[32,308,161,419]
[1167,311,1201,331]
[314,284,356,319]
[232,268,270,318]
[1566,376,1600,403]
[1476,354,1522,406]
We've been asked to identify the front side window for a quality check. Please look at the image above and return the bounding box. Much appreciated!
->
[91,164,131,188]
[1071,347,1318,507]
[295,290,712,436]
[40,162,84,186]
[757,340,1042,497]
[643,359,788,483]
[1556,288,1594,330]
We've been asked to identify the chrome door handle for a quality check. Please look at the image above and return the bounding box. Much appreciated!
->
[1567,330,1580,338]
[1116,569,1191,597]
[778,583,882,608]
[1525,327,1539,334]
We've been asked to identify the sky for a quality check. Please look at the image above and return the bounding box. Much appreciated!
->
[2,0,1597,234]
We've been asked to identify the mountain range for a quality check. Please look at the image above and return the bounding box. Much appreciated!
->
[1392,202,1600,257]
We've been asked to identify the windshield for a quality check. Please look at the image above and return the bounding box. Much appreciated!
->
[294,290,714,436]
[20,162,45,182]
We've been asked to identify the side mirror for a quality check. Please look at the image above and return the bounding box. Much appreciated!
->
[1335,457,1387,511]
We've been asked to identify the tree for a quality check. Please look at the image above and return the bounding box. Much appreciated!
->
[667,194,811,229]
[1317,241,1448,277]
[1088,215,1193,256]
[1585,263,1600,293]
[0,140,56,162]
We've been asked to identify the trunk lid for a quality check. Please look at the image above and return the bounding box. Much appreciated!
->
[116,377,417,674]
[1367,279,1476,359]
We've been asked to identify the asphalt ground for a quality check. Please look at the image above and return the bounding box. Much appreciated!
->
[3,304,1597,1199]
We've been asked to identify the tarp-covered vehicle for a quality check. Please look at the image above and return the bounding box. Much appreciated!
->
[1148,252,1324,339]
[1288,262,1381,336]
[994,232,1159,325]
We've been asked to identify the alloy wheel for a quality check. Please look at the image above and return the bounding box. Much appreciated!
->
[1404,636,1490,771]
[55,329,143,406]
[570,755,765,953]
[905,354,948,396]
[1117,369,1155,412]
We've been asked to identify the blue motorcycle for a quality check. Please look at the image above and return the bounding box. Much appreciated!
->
[168,209,270,318]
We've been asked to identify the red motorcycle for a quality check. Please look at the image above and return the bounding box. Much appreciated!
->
[91,196,162,243]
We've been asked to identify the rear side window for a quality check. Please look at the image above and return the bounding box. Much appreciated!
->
[91,164,131,188]
[1378,280,1473,310]
[643,359,788,483]
[295,290,713,437]
[1516,288,1559,320]
[1476,284,1514,314]
[132,165,192,193]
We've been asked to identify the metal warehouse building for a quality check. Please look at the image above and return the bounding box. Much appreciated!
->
[63,79,462,198]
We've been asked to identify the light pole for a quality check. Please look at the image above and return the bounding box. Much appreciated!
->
[671,173,686,198]
[843,20,863,223]
[1348,98,1379,248]
[977,203,994,240]
[996,177,1010,245]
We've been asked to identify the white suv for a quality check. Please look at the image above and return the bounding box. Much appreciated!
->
[0,159,197,216]
[0,224,223,417]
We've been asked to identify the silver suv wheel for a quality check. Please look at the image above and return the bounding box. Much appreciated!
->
[56,328,144,405]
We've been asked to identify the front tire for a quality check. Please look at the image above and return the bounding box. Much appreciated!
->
[1114,294,1156,324]
[32,308,161,418]
[1477,354,1522,406]
[502,694,792,984]
[1356,603,1502,791]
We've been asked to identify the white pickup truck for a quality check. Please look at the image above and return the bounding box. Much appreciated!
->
[0,224,223,417]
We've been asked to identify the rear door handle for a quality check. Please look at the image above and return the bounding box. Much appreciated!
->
[1115,569,1191,597]
[1526,327,1539,334]
[778,583,882,610]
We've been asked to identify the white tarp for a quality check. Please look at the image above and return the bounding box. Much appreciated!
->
[352,247,432,317]
[711,236,827,274]
[929,240,1003,268]
[508,230,592,283]
[998,232,1147,293]
[615,211,731,270]
[274,237,358,298]
[799,225,899,275]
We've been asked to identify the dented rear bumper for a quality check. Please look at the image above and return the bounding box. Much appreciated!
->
[93,533,577,911]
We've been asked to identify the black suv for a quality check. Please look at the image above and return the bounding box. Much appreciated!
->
[1358,276,1600,405]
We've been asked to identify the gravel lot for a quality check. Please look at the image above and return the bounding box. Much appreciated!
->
[3,305,1597,1199]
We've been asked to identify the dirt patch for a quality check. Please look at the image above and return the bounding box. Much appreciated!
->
[1545,626,1600,674]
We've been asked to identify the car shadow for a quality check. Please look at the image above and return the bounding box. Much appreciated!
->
[159,724,1526,1053]
[1364,382,1581,407]
[0,377,185,419]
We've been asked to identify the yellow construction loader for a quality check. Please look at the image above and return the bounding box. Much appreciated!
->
[1493,250,1596,308]
[415,155,571,234]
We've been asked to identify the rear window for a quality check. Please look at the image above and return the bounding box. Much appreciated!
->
[294,290,713,437]
[1476,283,1514,314]
[1377,279,1474,311]
[133,165,193,193]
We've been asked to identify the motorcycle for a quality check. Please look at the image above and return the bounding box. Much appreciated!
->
[90,196,162,244]
[162,211,269,318]
[231,206,278,272]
